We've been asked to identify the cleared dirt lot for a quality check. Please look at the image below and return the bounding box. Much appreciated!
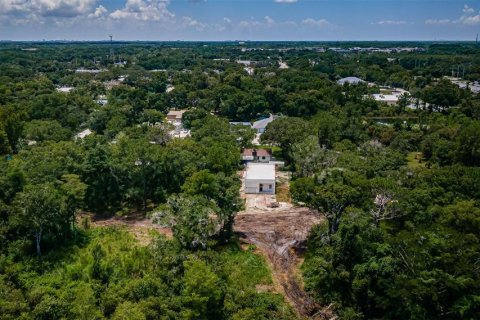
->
[236,167,334,319]
[234,207,333,319]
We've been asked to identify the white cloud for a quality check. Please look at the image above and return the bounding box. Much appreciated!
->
[425,19,451,25]
[88,5,107,19]
[462,14,480,25]
[463,4,475,14]
[238,19,262,28]
[425,4,480,26]
[181,16,205,30]
[264,15,275,26]
[0,0,97,18]
[301,18,330,28]
[274,0,298,3]
[459,4,480,25]
[376,20,409,26]
[109,0,174,22]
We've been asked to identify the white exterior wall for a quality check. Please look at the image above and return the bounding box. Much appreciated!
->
[245,178,275,194]
[257,155,271,162]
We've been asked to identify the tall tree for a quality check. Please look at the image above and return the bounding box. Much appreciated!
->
[14,183,64,256]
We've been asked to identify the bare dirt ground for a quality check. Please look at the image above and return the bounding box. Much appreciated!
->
[234,207,334,319]
[235,168,335,319]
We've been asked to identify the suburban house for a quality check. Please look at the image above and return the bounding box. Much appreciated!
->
[166,110,190,139]
[166,110,187,124]
[244,163,276,194]
[242,148,272,163]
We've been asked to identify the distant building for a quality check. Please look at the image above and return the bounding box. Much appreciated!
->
[446,77,480,94]
[244,66,254,76]
[244,163,276,194]
[372,94,399,106]
[337,77,365,85]
[74,129,93,140]
[114,61,127,67]
[236,60,252,66]
[95,95,108,106]
[230,121,251,126]
[242,148,272,163]
[166,110,187,124]
[75,68,105,74]
[371,88,410,106]
[278,61,289,69]
[169,129,191,139]
[252,114,277,133]
[56,86,73,93]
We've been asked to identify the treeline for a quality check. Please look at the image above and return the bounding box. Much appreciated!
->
[261,97,480,318]
[1,113,284,318]
[1,42,480,319]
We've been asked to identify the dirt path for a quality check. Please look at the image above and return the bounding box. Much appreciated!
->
[234,207,335,319]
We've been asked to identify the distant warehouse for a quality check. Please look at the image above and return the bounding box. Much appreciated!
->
[244,163,275,194]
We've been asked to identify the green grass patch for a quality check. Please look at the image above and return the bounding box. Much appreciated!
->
[216,244,273,290]
[407,151,426,169]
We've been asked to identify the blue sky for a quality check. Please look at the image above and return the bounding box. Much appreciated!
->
[0,0,479,41]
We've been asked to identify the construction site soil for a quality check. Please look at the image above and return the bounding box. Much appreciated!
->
[234,207,335,319]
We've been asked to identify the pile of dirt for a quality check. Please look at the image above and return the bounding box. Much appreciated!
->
[234,207,335,319]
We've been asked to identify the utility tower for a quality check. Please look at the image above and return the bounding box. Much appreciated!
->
[109,35,114,62]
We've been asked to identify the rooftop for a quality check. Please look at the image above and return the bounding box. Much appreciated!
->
[167,110,187,120]
[337,77,365,85]
[372,94,399,102]
[252,114,277,130]
[242,148,271,157]
[245,163,275,181]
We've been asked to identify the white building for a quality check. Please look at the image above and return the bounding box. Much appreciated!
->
[244,163,275,194]
[371,88,410,106]
[372,94,399,106]
[56,86,74,93]
[74,129,93,140]
[337,77,365,85]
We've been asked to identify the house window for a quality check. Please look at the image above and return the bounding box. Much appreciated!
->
[259,184,264,192]
[262,156,265,160]
[269,184,272,189]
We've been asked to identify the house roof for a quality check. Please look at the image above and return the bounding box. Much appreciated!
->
[337,77,365,85]
[167,110,187,119]
[230,122,251,126]
[242,148,271,157]
[245,163,275,181]
[372,94,399,102]
[75,129,93,139]
[252,114,277,130]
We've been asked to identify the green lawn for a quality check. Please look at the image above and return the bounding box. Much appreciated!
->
[407,151,426,169]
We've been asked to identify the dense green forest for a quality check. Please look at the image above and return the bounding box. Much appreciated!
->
[1,41,479,319]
